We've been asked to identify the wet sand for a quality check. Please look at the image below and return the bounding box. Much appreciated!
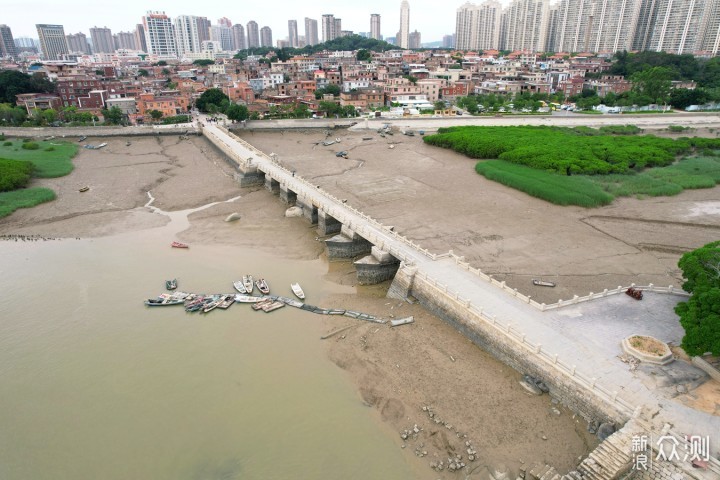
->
[1,133,601,477]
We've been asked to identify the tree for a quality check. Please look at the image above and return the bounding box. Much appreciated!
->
[102,106,124,125]
[434,100,446,111]
[0,103,27,125]
[155,60,168,66]
[148,109,163,121]
[292,103,310,118]
[0,70,55,104]
[404,75,418,85]
[161,68,171,76]
[341,105,358,117]
[357,49,371,62]
[42,109,58,124]
[137,69,149,77]
[675,241,720,356]
[196,88,229,112]
[670,88,707,110]
[631,67,673,106]
[226,103,249,121]
[318,101,341,116]
[193,59,214,66]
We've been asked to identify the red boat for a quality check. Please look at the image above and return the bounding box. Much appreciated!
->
[171,241,189,249]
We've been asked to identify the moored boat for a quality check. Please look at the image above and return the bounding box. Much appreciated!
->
[145,292,186,306]
[252,298,273,310]
[166,278,177,290]
[233,280,247,294]
[261,300,285,313]
[202,295,222,313]
[243,275,254,293]
[79,186,89,192]
[255,278,270,294]
[234,294,265,303]
[291,283,305,299]
[217,294,235,309]
[171,241,189,248]
[532,279,556,287]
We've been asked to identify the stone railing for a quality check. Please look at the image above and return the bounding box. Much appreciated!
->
[413,267,638,418]
[447,252,689,311]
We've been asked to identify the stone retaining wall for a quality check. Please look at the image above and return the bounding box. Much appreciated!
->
[3,125,197,138]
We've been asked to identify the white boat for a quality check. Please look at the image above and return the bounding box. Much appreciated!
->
[243,275,254,293]
[262,300,285,312]
[234,294,265,303]
[291,283,305,299]
[255,278,270,295]
[233,280,247,294]
[532,279,556,287]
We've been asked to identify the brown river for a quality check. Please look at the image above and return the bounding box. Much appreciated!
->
[0,201,427,479]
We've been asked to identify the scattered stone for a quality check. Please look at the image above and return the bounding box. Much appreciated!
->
[224,212,241,222]
[542,435,548,440]
[551,408,561,416]
[587,421,599,434]
[597,422,616,441]
[284,206,303,217]
[676,384,687,394]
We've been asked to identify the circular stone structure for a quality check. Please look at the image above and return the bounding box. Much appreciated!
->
[622,334,673,365]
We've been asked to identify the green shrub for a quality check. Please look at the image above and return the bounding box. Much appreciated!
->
[22,138,30,143]
[3,141,11,146]
[475,160,614,207]
[0,159,34,192]
[668,125,690,133]
[45,146,55,151]
[21,142,40,150]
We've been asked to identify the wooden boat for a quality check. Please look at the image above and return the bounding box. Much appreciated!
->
[291,283,305,299]
[202,295,222,313]
[234,294,265,303]
[97,142,107,148]
[233,280,247,294]
[145,293,184,306]
[252,298,273,310]
[243,275,254,293]
[261,300,285,313]
[532,279,556,287]
[255,278,270,295]
[79,186,89,192]
[166,278,177,290]
[217,294,235,309]
[78,136,87,142]
[171,241,189,249]
[390,316,414,327]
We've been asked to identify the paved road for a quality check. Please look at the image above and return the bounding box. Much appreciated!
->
[205,121,720,447]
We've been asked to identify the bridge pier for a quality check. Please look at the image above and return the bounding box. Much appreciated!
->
[354,246,401,285]
[279,184,297,205]
[318,210,341,235]
[325,225,372,260]
[234,169,264,187]
[296,195,318,224]
[264,175,280,194]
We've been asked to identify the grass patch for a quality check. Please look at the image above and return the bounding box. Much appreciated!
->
[0,188,56,218]
[0,140,77,177]
[0,159,34,192]
[475,161,614,207]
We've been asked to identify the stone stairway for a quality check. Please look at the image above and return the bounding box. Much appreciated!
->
[575,427,634,480]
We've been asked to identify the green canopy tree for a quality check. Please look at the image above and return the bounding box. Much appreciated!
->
[226,103,249,121]
[631,66,673,105]
[675,241,720,356]
[102,106,124,125]
[196,88,229,112]
[148,109,163,121]
[357,49,372,62]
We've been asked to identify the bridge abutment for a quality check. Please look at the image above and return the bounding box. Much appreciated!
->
[354,246,401,285]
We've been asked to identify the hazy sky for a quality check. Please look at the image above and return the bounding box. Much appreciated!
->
[5,0,513,44]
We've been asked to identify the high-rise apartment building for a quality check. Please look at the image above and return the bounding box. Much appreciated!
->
[210,25,233,51]
[322,14,338,42]
[66,32,90,53]
[90,26,114,53]
[142,11,177,58]
[36,24,69,60]
[260,26,273,47]
[442,34,455,48]
[698,0,720,56]
[288,20,299,48]
[135,24,147,52]
[545,3,560,52]
[646,0,710,54]
[0,25,18,58]
[233,24,246,50]
[399,1,410,48]
[196,17,211,44]
[501,0,549,52]
[114,31,137,50]
[371,14,381,40]
[305,18,319,46]
[247,21,260,48]
[409,30,422,48]
[455,1,503,51]
[217,17,232,28]
[174,15,203,56]
[555,0,639,53]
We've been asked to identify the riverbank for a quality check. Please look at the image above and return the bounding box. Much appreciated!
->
[0,133,598,478]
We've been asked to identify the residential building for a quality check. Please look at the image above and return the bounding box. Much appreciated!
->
[371,14,381,40]
[66,32,90,54]
[501,0,549,52]
[260,27,273,48]
[210,25,233,51]
[247,21,260,48]
[442,34,455,48]
[399,1,410,48]
[322,14,338,42]
[175,15,203,56]
[305,18,319,46]
[646,0,710,54]
[555,0,640,54]
[0,25,18,59]
[135,24,147,52]
[114,31,137,50]
[698,0,720,56]
[288,20,299,48]
[196,17,211,44]
[217,17,232,28]
[455,1,503,51]
[90,27,114,53]
[143,11,177,58]
[409,30,422,49]
[233,24,246,50]
[36,24,69,60]
[16,93,63,112]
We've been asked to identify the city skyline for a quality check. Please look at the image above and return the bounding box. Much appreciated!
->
[2,0,507,43]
